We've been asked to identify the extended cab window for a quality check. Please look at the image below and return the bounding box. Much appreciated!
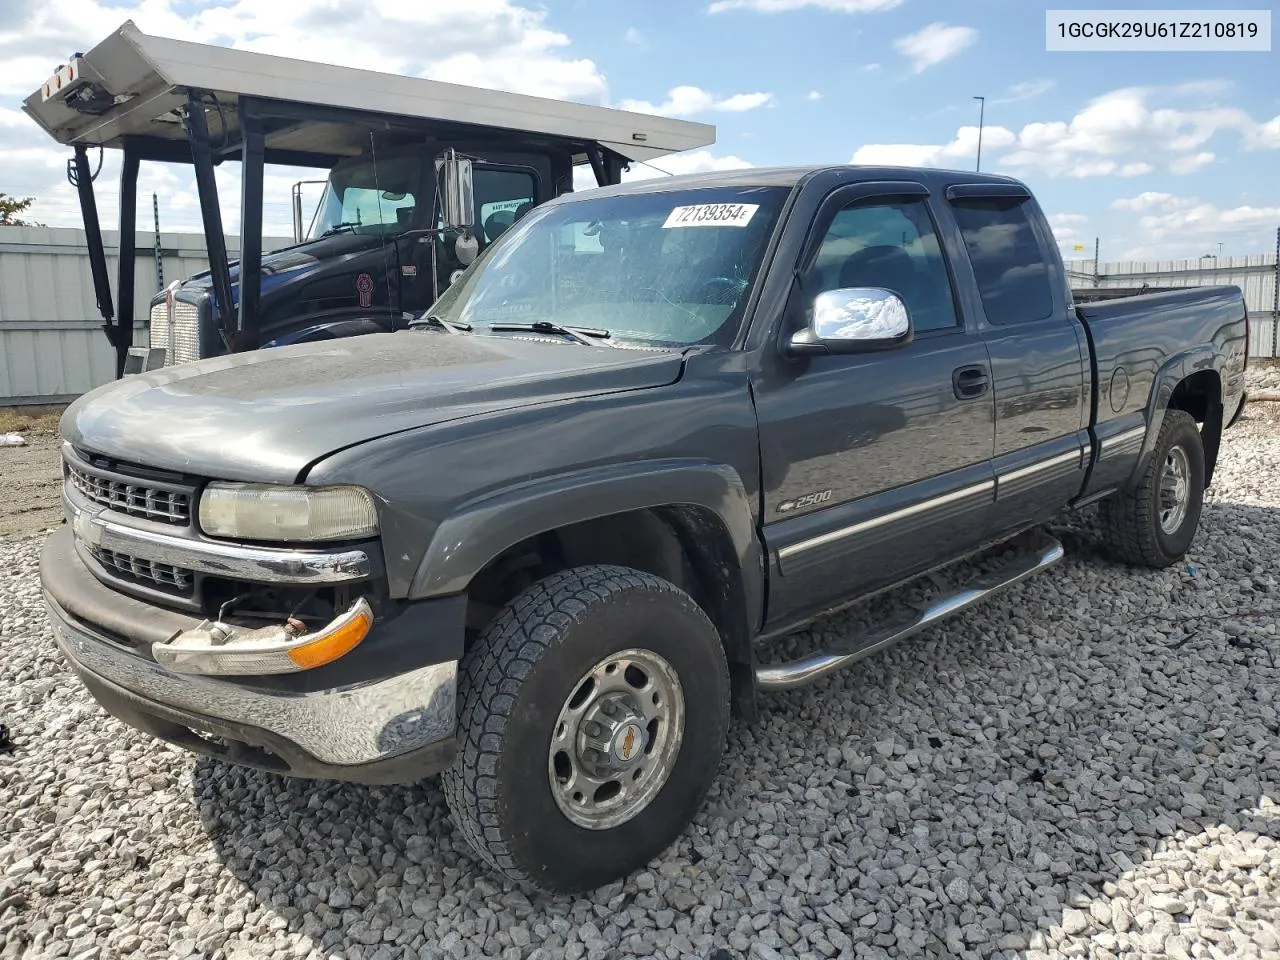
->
[951,197,1054,325]
[811,200,958,333]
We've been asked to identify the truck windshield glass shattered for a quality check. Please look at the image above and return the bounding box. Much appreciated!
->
[431,187,788,346]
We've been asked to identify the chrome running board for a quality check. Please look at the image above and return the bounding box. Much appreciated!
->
[755,533,1065,692]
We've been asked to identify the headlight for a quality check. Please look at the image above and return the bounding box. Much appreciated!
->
[198,484,378,542]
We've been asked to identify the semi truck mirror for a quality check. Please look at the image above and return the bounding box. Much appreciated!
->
[442,150,476,233]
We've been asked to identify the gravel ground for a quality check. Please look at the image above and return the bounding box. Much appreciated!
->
[1249,362,1280,393]
[0,433,63,538]
[3,396,1280,959]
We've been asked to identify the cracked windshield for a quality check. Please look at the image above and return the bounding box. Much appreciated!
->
[430,186,788,346]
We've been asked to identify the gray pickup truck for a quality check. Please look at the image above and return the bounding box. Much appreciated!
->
[41,165,1248,893]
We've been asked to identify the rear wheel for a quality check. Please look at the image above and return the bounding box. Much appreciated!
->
[442,564,730,893]
[1098,409,1205,567]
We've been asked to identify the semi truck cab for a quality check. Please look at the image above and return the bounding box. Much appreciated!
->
[23,21,715,372]
[148,146,555,363]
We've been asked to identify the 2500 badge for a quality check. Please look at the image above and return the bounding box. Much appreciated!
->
[777,489,834,513]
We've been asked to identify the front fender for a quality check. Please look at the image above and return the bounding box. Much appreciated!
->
[408,459,763,628]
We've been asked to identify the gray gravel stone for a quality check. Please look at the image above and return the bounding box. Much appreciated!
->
[4,394,1280,958]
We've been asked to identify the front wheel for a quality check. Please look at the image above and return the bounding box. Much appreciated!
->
[442,565,730,893]
[1098,409,1205,567]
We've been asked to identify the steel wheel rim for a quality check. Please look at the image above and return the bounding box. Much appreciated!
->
[1159,445,1190,534]
[547,648,685,831]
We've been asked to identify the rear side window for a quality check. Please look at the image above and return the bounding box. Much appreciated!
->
[951,198,1054,325]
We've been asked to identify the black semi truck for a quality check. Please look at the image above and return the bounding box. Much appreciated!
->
[22,21,715,372]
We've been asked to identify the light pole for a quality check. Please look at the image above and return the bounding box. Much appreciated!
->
[974,95,985,172]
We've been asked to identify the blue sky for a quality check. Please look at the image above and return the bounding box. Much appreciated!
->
[2,0,1277,260]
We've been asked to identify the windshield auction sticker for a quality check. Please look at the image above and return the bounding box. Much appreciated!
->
[663,204,760,228]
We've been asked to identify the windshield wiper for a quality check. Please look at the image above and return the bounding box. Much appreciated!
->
[412,315,473,334]
[488,321,611,346]
[318,222,361,238]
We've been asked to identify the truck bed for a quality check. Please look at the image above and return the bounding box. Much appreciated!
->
[1075,284,1248,496]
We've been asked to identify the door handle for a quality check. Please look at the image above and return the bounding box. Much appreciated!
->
[953,364,989,400]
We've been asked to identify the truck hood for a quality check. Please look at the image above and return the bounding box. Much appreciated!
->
[62,333,685,483]
[182,233,381,299]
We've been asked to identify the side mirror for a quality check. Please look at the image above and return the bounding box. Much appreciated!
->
[441,149,475,233]
[788,287,913,356]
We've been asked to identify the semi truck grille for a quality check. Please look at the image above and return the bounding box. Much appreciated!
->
[170,300,202,364]
[147,294,205,365]
[66,462,191,525]
[89,546,195,596]
[148,301,170,355]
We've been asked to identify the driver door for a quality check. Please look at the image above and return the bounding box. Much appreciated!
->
[751,183,997,630]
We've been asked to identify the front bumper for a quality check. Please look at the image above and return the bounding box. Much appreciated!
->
[41,528,463,784]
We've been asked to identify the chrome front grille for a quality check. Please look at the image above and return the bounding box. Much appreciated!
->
[148,301,170,356]
[147,291,205,366]
[89,546,194,596]
[171,299,202,364]
[66,461,191,525]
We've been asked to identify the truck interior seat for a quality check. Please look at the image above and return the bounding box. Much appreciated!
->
[838,245,918,300]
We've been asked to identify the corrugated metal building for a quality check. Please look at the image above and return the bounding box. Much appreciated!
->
[1066,254,1280,359]
[4,231,1278,406]
[0,225,291,405]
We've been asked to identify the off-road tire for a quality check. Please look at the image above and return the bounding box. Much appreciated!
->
[442,564,730,894]
[1098,409,1205,568]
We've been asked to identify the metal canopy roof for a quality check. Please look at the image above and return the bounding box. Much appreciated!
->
[22,21,716,167]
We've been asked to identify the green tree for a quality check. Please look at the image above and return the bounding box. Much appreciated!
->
[0,193,40,226]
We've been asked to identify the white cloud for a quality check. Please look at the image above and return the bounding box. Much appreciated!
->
[996,84,1277,179]
[1247,115,1280,148]
[0,0,618,231]
[851,124,1015,168]
[893,22,977,74]
[862,62,882,72]
[1118,162,1152,176]
[847,82,1280,181]
[717,92,776,112]
[1169,151,1216,175]
[625,27,646,47]
[1048,213,1088,245]
[1109,191,1280,251]
[707,0,903,13]
[618,86,775,116]
[1111,192,1183,212]
[806,90,823,101]
[627,150,754,180]
[993,79,1055,104]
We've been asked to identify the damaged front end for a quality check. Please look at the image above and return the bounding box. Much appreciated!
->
[40,443,467,783]
[153,597,374,676]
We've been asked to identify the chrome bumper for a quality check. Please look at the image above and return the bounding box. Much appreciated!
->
[45,592,457,770]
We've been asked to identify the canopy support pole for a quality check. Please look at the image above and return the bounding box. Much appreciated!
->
[184,90,236,349]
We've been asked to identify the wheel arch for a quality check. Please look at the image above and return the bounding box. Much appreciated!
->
[409,461,764,718]
[1132,349,1225,489]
